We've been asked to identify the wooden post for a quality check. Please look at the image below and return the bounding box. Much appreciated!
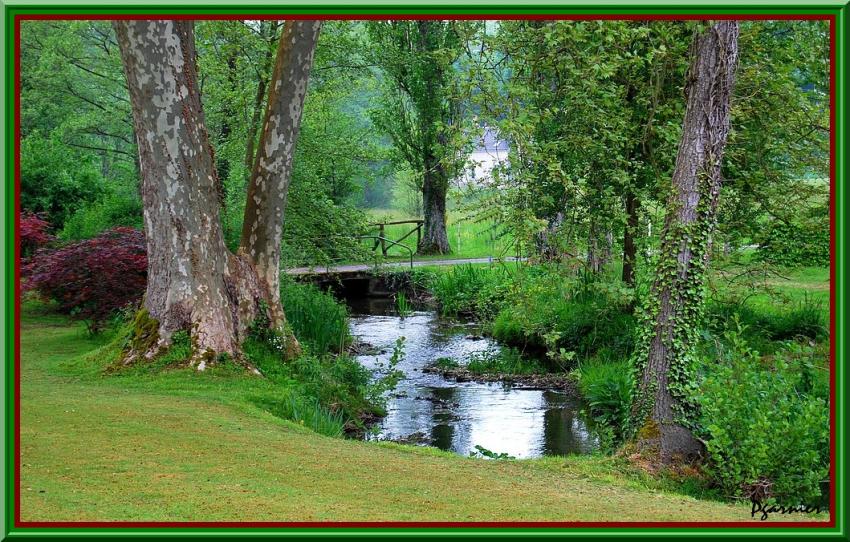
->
[380,223,387,256]
[416,221,422,248]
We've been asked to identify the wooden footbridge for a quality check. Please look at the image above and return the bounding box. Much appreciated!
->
[286,218,521,295]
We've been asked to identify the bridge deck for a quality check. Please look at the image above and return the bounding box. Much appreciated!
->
[286,257,522,276]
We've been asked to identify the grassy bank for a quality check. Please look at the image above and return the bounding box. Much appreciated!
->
[19,301,788,522]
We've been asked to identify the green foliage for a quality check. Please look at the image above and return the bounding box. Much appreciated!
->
[695,324,829,507]
[469,445,516,460]
[430,264,512,318]
[279,279,352,355]
[719,21,829,251]
[394,291,412,318]
[756,210,830,267]
[60,190,143,241]
[20,21,136,231]
[468,20,691,259]
[432,357,459,370]
[364,337,406,413]
[576,357,633,446]
[465,348,544,375]
[242,336,376,430]
[253,394,346,438]
[366,21,473,188]
[21,132,107,227]
[491,268,635,362]
[705,295,826,344]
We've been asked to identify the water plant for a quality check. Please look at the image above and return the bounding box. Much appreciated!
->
[469,445,516,460]
[395,291,412,318]
[465,348,544,375]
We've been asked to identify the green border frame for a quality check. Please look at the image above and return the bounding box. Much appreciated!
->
[1,1,846,538]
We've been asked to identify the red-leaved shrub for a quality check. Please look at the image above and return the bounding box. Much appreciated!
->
[23,227,147,332]
[20,211,55,257]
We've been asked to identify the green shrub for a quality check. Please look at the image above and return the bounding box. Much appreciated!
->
[465,348,545,375]
[60,190,143,241]
[430,264,511,318]
[432,356,459,370]
[21,132,106,227]
[243,338,376,428]
[756,209,829,267]
[576,357,633,445]
[705,295,826,345]
[280,279,351,355]
[490,269,635,361]
[767,295,827,341]
[695,325,829,506]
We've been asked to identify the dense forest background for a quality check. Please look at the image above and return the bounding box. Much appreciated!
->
[20,20,829,268]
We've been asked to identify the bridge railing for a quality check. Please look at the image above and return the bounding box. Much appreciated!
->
[357,235,415,270]
[369,219,423,257]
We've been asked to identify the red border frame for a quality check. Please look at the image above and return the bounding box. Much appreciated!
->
[11,11,839,530]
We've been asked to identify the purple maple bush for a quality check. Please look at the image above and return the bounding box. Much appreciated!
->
[23,226,147,332]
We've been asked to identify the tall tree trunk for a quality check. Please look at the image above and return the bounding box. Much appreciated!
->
[622,190,640,287]
[630,21,738,463]
[415,21,451,256]
[240,20,322,339]
[586,221,602,273]
[419,158,451,254]
[244,21,278,175]
[114,19,320,368]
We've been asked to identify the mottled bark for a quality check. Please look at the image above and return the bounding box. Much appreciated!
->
[632,21,738,463]
[240,20,322,339]
[244,22,278,174]
[114,19,319,368]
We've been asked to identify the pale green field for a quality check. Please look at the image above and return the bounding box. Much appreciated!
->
[364,208,516,260]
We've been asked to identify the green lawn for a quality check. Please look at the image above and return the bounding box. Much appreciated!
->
[17,301,798,523]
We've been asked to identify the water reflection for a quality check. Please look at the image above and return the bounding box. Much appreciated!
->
[349,307,598,458]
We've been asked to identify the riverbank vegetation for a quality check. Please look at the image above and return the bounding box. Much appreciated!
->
[18,17,831,521]
[420,262,829,506]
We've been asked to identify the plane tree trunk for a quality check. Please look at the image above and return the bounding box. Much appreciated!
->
[240,20,322,338]
[114,20,320,368]
[630,21,739,463]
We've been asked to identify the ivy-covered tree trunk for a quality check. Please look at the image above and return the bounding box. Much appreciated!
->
[630,21,739,463]
[114,20,319,367]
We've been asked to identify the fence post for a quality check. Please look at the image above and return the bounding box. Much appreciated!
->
[379,223,387,256]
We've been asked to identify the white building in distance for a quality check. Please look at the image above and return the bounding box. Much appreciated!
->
[459,125,509,187]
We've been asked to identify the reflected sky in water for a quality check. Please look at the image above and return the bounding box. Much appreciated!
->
[349,308,598,458]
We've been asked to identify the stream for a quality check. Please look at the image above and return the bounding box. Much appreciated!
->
[346,296,599,459]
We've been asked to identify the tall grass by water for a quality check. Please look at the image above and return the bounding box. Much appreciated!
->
[280,278,351,355]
